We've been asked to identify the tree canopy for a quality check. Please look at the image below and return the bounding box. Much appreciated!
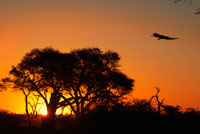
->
[1,47,134,119]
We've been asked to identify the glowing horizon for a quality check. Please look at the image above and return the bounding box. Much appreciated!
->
[0,0,200,114]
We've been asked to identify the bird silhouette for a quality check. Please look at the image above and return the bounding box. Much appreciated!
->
[152,33,179,41]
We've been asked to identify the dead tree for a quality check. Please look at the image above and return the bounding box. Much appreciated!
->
[149,87,165,115]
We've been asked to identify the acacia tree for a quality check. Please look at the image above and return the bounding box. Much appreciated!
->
[7,48,76,120]
[1,47,134,120]
[62,48,134,116]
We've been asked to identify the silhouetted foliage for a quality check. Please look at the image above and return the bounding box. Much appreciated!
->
[65,48,134,116]
[174,0,200,15]
[1,47,134,126]
[162,105,181,116]
[1,47,200,133]
[183,107,200,118]
[130,99,156,113]
[0,110,25,129]
[0,78,11,91]
[0,104,200,134]
[174,0,191,4]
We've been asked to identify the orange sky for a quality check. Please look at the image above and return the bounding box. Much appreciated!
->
[0,0,200,114]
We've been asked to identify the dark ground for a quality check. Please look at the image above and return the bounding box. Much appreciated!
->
[0,107,200,134]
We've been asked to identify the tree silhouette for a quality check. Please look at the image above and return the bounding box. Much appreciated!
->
[64,48,134,116]
[1,47,134,122]
[149,87,165,115]
[174,0,191,4]
[0,77,34,121]
[174,0,200,15]
[5,47,78,122]
[0,78,10,92]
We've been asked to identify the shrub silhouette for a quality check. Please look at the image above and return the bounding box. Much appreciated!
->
[0,103,200,134]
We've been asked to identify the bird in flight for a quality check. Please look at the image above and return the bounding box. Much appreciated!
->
[152,33,179,40]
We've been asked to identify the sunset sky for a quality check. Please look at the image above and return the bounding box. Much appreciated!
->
[0,0,200,114]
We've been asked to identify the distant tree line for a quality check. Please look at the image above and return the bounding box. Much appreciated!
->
[0,98,199,134]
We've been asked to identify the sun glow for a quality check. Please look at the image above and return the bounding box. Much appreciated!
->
[39,107,48,116]
[37,105,72,116]
[27,93,72,116]
[56,106,72,115]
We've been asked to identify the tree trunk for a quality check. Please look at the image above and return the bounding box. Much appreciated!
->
[25,95,30,118]
[43,92,60,128]
[47,104,57,120]
[42,104,57,128]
